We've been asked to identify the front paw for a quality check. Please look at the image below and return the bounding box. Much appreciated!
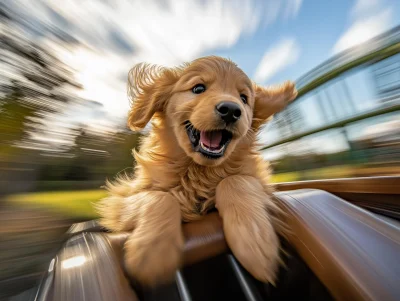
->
[124,229,184,286]
[225,215,280,284]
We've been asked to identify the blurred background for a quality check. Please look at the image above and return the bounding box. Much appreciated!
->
[0,0,399,300]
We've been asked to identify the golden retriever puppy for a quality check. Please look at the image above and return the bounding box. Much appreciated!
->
[96,56,297,286]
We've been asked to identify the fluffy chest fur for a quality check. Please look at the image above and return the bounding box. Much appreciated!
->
[171,162,243,221]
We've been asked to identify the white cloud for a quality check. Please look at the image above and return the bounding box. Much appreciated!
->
[10,0,303,119]
[54,46,133,117]
[260,0,302,27]
[333,7,393,54]
[253,38,300,83]
[284,0,303,20]
[351,0,381,17]
[34,0,302,66]
[292,0,303,16]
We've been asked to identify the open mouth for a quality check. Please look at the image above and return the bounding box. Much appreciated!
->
[185,121,233,159]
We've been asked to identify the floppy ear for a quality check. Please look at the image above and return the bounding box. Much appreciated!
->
[252,81,298,129]
[127,63,178,131]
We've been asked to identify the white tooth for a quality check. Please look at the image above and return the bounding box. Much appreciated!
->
[200,142,225,153]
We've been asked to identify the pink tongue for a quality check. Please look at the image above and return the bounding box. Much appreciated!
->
[200,131,222,148]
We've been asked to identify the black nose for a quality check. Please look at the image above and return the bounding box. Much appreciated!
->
[216,102,241,124]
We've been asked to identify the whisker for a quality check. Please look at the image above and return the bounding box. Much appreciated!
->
[245,128,256,139]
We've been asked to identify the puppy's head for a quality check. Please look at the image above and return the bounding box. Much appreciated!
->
[127,56,297,166]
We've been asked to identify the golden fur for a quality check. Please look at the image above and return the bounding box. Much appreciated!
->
[96,56,297,286]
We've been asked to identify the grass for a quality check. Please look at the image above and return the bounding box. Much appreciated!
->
[5,166,339,220]
[6,164,396,220]
[270,165,355,183]
[270,172,300,183]
[6,189,106,220]
[4,167,348,219]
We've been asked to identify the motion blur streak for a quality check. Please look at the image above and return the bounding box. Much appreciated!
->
[0,0,399,300]
[61,256,86,269]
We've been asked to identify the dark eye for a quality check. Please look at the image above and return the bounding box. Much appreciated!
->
[192,84,206,94]
[240,94,248,104]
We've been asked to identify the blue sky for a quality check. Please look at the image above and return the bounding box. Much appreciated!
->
[208,0,353,83]
[8,0,400,124]
[207,0,400,85]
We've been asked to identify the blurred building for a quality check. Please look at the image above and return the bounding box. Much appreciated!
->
[260,26,400,181]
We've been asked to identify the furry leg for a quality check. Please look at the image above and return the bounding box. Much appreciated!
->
[215,175,280,284]
[122,191,184,286]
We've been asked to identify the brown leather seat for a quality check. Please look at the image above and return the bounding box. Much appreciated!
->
[276,189,400,301]
[38,189,400,301]
[104,212,229,275]
[273,176,400,220]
